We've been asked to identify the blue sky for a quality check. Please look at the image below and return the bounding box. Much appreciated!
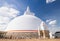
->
[0,0,60,20]
[0,0,60,33]
[3,0,60,26]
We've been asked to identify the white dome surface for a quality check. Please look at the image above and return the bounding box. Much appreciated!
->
[5,6,43,31]
[5,15,42,31]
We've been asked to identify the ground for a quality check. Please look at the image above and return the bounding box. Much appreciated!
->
[0,39,60,41]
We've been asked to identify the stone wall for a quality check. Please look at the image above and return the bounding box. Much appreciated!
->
[5,30,50,39]
[5,32,38,39]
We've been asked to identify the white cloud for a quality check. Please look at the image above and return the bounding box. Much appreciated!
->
[46,0,56,4]
[0,3,20,31]
[46,19,51,23]
[0,6,19,17]
[0,16,10,24]
[46,19,58,34]
[0,16,10,31]
[49,20,57,26]
[46,19,57,26]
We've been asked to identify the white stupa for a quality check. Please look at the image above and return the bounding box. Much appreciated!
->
[5,6,49,39]
[5,6,42,32]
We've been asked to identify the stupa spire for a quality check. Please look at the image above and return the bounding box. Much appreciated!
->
[26,6,30,12]
[24,6,35,15]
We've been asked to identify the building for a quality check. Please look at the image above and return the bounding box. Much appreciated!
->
[5,6,49,39]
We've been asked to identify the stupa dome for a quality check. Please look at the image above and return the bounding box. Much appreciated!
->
[6,15,42,31]
[5,6,42,32]
[4,6,49,39]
